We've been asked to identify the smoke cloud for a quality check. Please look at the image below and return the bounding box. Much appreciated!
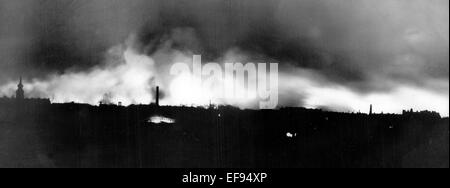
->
[0,0,448,115]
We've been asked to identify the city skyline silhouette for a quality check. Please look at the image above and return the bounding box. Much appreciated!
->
[0,0,448,169]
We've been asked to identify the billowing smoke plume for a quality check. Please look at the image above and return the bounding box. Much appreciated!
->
[0,0,448,115]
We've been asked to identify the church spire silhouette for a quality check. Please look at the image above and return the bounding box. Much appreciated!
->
[16,76,24,100]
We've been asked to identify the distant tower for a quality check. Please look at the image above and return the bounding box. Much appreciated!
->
[155,86,160,106]
[16,77,24,100]
[369,104,373,115]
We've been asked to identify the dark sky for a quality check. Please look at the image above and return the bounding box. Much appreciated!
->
[0,0,448,114]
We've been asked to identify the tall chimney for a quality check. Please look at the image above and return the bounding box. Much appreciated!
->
[369,104,373,115]
[156,86,160,106]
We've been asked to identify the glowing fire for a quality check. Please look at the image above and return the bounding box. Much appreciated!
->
[148,116,176,124]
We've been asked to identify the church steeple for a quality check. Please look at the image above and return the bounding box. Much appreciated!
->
[16,76,24,100]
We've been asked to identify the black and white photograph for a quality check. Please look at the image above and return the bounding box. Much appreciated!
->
[0,0,448,174]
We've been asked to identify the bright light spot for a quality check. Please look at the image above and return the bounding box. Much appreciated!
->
[148,116,176,124]
[286,132,297,138]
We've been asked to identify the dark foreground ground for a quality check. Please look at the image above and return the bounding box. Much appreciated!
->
[0,100,448,168]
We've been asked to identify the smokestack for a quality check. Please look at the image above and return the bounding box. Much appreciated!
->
[156,86,160,107]
[369,104,373,115]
